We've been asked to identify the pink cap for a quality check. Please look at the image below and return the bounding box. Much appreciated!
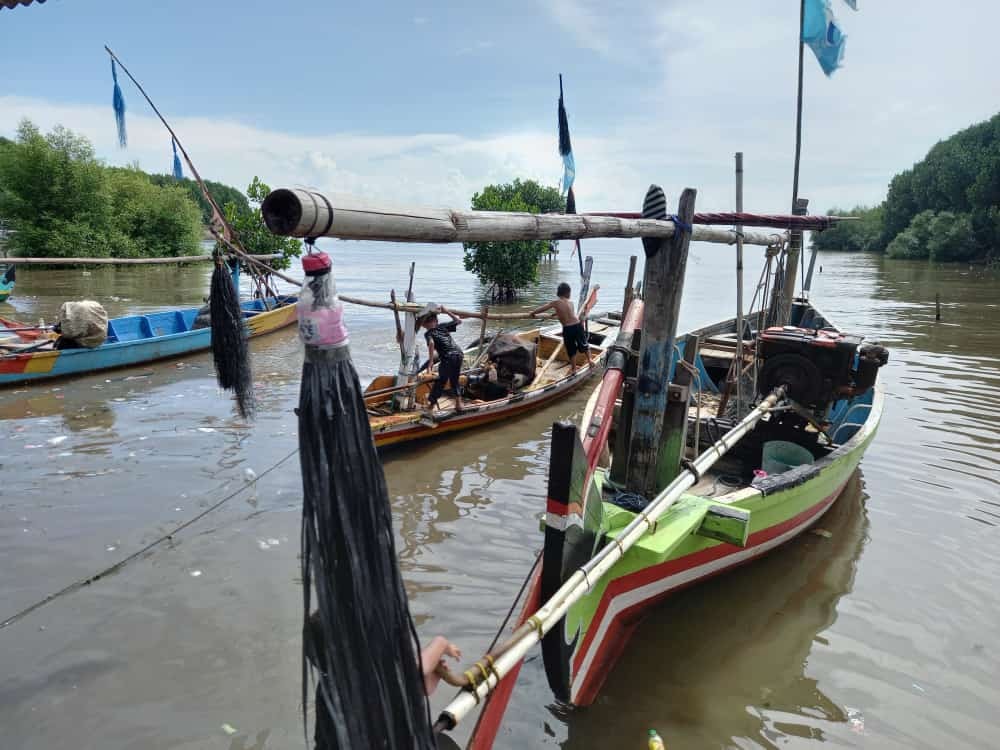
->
[302,251,332,276]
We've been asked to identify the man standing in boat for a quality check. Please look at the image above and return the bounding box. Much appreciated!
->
[418,303,466,415]
[530,282,589,373]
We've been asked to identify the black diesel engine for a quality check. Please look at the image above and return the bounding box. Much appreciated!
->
[757,326,888,414]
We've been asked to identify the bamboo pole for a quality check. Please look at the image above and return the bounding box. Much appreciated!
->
[339,295,554,322]
[436,386,786,731]
[582,211,851,231]
[4,254,283,266]
[260,188,784,247]
[735,152,745,418]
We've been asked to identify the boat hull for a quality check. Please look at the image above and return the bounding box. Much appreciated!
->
[0,298,297,386]
[371,363,599,448]
[560,381,882,706]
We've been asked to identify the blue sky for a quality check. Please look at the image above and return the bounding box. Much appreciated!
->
[2,0,999,215]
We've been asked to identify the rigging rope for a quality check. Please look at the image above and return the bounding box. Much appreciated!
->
[0,447,299,630]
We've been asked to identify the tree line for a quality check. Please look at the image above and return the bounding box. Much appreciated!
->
[0,120,259,261]
[812,112,1000,262]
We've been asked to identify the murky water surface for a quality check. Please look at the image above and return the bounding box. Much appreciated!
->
[1,243,998,749]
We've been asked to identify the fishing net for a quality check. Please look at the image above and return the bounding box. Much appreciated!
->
[209,260,254,420]
[297,252,434,750]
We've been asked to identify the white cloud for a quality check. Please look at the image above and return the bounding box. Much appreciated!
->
[4,0,999,226]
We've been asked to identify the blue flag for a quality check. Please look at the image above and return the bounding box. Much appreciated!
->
[802,0,848,76]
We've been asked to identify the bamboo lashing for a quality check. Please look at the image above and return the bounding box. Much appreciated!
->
[260,188,785,247]
[435,386,786,731]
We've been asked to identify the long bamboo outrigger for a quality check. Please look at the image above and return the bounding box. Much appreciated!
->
[260,188,786,248]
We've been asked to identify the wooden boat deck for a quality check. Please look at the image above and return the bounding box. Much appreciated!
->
[364,319,619,445]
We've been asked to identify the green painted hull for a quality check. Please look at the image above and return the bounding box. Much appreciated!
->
[556,384,882,705]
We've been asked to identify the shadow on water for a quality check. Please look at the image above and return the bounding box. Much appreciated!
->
[558,471,871,749]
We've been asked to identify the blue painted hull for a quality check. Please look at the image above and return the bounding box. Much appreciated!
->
[1,296,298,386]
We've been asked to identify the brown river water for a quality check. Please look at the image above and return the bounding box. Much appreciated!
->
[1,242,998,749]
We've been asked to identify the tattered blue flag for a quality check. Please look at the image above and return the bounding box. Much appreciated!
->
[110,59,127,147]
[803,0,847,76]
[172,138,183,180]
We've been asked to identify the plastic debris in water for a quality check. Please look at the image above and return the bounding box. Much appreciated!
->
[47,436,68,446]
[244,468,257,483]
[190,570,202,578]
[846,707,865,734]
[221,723,237,736]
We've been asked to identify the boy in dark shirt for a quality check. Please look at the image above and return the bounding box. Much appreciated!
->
[418,303,465,414]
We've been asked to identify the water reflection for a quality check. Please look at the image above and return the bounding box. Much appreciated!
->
[558,472,870,749]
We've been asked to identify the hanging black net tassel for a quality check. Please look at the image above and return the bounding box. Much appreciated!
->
[209,258,254,419]
[297,252,433,750]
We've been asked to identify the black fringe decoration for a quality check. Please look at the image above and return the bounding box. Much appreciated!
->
[299,346,434,750]
[565,186,576,216]
[209,262,254,419]
[558,74,572,157]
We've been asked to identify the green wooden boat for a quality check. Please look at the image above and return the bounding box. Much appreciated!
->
[462,298,887,746]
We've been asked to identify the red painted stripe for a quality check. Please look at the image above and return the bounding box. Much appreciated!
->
[571,481,846,680]
[581,300,644,467]
[546,498,565,516]
[466,569,543,750]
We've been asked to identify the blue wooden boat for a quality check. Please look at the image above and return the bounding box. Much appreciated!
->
[0,295,298,386]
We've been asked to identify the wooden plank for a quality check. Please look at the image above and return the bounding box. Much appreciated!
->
[260,188,783,247]
[696,502,751,547]
[622,255,637,316]
[657,333,700,488]
[625,186,696,498]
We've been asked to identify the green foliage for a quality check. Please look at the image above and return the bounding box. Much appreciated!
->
[106,167,203,257]
[223,176,301,271]
[879,112,1000,261]
[0,119,203,259]
[886,210,979,262]
[810,205,884,253]
[149,173,250,224]
[463,179,565,301]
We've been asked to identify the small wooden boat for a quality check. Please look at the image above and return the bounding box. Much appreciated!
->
[463,299,887,745]
[0,295,298,386]
[363,314,621,448]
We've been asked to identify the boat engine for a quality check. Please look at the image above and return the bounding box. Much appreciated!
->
[757,326,888,415]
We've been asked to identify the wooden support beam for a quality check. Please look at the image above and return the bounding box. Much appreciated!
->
[261,188,783,247]
[622,255,637,317]
[609,326,640,486]
[657,333,700,488]
[778,197,809,323]
[625,186,696,498]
